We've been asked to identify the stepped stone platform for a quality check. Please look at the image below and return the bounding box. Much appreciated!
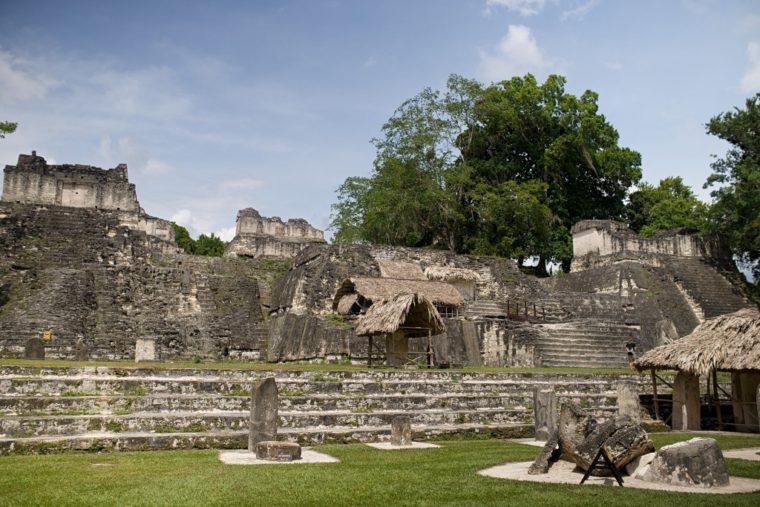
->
[533,319,639,368]
[0,366,644,454]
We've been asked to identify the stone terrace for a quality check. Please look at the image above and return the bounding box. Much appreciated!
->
[0,366,644,454]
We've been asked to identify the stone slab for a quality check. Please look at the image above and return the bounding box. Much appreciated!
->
[723,447,760,461]
[365,442,440,450]
[255,440,301,461]
[249,377,278,450]
[134,339,156,362]
[478,459,760,494]
[219,448,339,465]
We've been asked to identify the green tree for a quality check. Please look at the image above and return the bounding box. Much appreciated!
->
[0,121,17,139]
[195,233,226,257]
[625,177,709,236]
[704,93,760,278]
[172,222,196,254]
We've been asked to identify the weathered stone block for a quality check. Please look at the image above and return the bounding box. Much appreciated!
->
[528,429,559,475]
[249,377,278,451]
[134,339,156,362]
[255,440,301,462]
[573,416,654,474]
[390,416,412,446]
[672,372,700,431]
[616,381,641,424]
[557,402,595,460]
[24,338,45,360]
[534,388,557,441]
[642,438,729,487]
[74,339,90,361]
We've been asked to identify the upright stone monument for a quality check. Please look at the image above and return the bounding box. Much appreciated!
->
[134,339,156,362]
[24,338,45,359]
[249,377,279,451]
[533,388,557,441]
[617,381,641,424]
[390,416,412,446]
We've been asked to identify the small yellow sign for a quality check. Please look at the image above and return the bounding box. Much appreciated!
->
[42,330,52,341]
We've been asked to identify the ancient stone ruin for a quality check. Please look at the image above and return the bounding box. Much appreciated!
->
[225,207,325,259]
[249,377,302,461]
[0,152,755,367]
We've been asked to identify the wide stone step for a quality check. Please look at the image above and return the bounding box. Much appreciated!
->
[0,406,570,438]
[0,420,540,455]
[540,357,628,368]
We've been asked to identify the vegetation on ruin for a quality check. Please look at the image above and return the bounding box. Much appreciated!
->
[625,177,710,236]
[330,73,642,273]
[171,223,226,257]
[1,434,759,506]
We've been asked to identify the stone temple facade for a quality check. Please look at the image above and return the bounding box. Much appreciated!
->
[224,208,325,259]
[0,153,755,366]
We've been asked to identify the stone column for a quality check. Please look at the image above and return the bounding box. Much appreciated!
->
[533,388,557,441]
[249,377,278,451]
[672,372,700,431]
[391,416,412,446]
[617,381,641,424]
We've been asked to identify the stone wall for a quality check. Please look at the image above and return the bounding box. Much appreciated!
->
[3,153,139,212]
[570,220,721,272]
[225,208,325,258]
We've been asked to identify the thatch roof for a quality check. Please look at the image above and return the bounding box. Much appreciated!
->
[333,277,464,310]
[424,266,480,282]
[336,294,359,315]
[377,260,426,280]
[635,308,760,375]
[355,293,445,338]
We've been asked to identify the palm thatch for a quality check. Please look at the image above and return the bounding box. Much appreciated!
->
[333,277,464,310]
[635,308,760,375]
[377,260,426,280]
[424,266,480,282]
[336,294,359,315]
[355,293,445,338]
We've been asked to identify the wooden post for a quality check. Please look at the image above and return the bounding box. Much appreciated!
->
[524,301,528,318]
[712,368,723,431]
[533,303,536,317]
[368,335,373,368]
[427,329,432,368]
[651,369,660,421]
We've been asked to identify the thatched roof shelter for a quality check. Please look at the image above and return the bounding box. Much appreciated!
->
[635,308,760,376]
[332,277,464,312]
[424,266,480,282]
[377,260,426,280]
[355,293,445,338]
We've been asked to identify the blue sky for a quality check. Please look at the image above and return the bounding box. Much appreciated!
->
[1,0,759,240]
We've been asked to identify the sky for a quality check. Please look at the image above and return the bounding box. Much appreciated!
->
[1,0,759,241]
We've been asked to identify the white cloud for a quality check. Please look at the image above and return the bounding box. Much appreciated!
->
[485,0,547,16]
[0,50,58,103]
[560,0,599,21]
[216,226,237,242]
[143,158,174,175]
[478,25,553,81]
[219,178,263,192]
[605,61,624,71]
[171,208,214,238]
[740,42,760,93]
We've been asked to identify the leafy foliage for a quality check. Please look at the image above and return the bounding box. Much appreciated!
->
[171,223,226,257]
[704,93,760,279]
[330,74,641,272]
[625,177,709,236]
[0,121,17,139]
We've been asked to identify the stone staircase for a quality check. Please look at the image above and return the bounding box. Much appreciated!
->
[664,257,752,319]
[533,320,639,368]
[0,366,639,454]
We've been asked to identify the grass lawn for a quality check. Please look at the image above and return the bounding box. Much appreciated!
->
[0,358,640,376]
[1,433,759,506]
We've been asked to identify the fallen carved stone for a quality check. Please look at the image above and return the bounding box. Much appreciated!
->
[249,377,278,451]
[573,416,654,474]
[557,402,596,460]
[528,429,560,475]
[255,440,302,462]
[391,416,412,446]
[642,438,729,488]
[534,388,557,441]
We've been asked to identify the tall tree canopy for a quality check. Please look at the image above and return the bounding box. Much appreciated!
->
[704,93,760,279]
[625,177,709,236]
[0,122,17,139]
[330,74,642,272]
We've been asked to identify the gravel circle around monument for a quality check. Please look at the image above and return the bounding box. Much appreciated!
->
[478,459,760,494]
[218,448,339,465]
[364,442,441,450]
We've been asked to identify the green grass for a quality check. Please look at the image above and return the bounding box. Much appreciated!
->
[0,358,641,376]
[0,437,758,506]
